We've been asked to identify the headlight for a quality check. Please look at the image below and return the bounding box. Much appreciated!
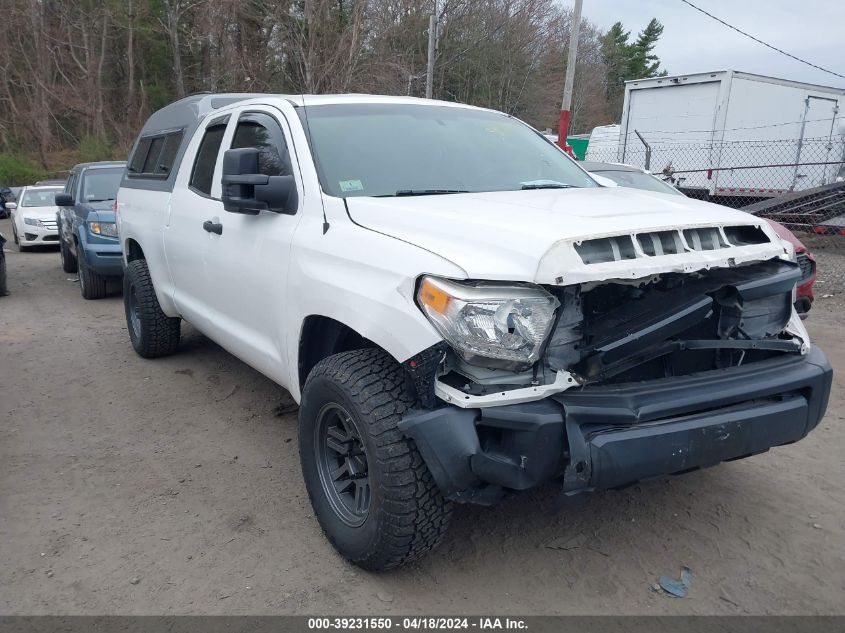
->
[24,217,39,226]
[417,276,559,370]
[89,221,118,237]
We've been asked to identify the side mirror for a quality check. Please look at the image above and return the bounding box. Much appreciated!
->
[55,193,74,207]
[221,148,297,215]
[6,202,17,210]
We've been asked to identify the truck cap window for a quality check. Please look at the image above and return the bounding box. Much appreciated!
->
[128,130,184,179]
[298,104,596,198]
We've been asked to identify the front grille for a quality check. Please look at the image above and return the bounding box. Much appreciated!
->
[797,253,814,281]
[42,235,59,242]
[40,221,58,231]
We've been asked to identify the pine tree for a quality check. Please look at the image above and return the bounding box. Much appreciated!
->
[629,18,666,78]
[601,18,667,120]
[600,22,631,117]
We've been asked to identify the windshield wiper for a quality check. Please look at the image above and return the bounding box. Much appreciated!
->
[520,180,577,190]
[88,198,115,202]
[393,189,469,197]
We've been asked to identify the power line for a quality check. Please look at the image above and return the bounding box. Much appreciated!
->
[678,0,845,81]
[621,115,843,137]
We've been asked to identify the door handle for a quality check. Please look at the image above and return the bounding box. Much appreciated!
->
[202,220,223,235]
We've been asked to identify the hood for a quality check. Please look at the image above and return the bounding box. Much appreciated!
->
[346,187,787,284]
[20,206,59,221]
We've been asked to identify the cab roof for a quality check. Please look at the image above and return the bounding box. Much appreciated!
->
[137,92,489,137]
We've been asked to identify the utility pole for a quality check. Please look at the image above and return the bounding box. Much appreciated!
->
[425,1,439,99]
[558,0,583,149]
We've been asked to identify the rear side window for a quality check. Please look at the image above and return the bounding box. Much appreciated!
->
[190,123,228,195]
[128,130,184,179]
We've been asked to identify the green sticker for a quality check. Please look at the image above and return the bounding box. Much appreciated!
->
[339,179,364,192]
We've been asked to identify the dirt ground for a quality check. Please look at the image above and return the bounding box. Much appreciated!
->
[1,217,843,615]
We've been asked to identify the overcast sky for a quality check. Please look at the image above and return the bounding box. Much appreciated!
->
[560,0,845,89]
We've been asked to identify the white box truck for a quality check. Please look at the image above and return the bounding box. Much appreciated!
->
[611,70,845,202]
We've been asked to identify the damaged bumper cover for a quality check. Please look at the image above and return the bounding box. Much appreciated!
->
[399,347,832,503]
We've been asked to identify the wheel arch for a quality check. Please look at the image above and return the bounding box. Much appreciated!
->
[72,227,83,254]
[298,315,381,394]
[124,238,145,263]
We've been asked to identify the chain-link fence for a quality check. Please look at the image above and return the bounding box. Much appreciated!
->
[582,135,845,233]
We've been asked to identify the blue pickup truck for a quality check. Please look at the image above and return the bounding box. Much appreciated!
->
[56,161,125,299]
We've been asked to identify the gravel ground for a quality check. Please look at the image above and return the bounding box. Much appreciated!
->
[0,217,843,615]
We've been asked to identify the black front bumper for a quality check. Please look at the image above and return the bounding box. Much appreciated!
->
[399,347,832,504]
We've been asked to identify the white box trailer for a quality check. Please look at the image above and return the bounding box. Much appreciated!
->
[616,70,845,200]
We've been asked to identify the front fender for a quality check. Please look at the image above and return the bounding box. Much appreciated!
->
[285,209,465,401]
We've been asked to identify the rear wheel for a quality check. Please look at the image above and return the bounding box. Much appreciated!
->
[123,259,181,358]
[299,348,452,570]
[78,250,107,299]
[60,237,78,273]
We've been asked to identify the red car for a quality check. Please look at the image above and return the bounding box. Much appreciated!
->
[581,161,817,316]
[766,220,815,315]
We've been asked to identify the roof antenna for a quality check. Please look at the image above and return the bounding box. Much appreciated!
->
[300,92,329,234]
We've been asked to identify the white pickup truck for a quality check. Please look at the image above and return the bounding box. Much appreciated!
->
[117,94,832,570]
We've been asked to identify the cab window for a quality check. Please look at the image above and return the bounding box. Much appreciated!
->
[230,113,292,177]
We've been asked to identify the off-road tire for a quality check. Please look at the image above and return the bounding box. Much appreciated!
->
[60,237,78,273]
[123,259,180,358]
[78,250,107,299]
[299,348,452,570]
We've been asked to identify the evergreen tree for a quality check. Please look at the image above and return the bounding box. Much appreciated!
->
[600,18,667,120]
[600,22,631,117]
[629,18,666,78]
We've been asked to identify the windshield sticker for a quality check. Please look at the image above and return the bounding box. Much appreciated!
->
[339,179,364,193]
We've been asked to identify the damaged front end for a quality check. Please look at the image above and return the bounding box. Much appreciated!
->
[547,258,808,388]
[400,223,831,505]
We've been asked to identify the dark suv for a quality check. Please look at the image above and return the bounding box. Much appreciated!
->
[56,162,126,299]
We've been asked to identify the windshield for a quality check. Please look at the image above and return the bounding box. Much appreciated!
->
[20,188,61,207]
[299,104,597,197]
[81,167,124,202]
[591,169,684,196]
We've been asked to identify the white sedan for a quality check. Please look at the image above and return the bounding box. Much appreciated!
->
[9,185,64,251]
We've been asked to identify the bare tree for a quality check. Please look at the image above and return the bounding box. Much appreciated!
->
[0,0,624,169]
